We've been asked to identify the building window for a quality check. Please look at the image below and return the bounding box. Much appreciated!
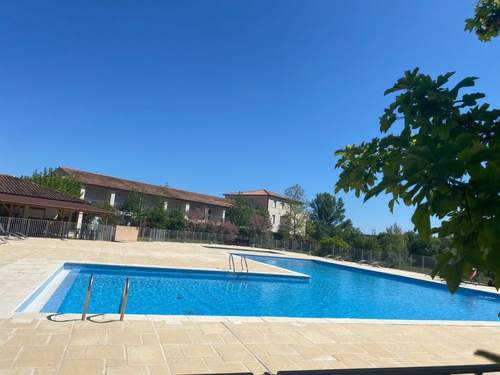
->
[273,200,277,208]
[281,201,285,209]
[272,215,276,224]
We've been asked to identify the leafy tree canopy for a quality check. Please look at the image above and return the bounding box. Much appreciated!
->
[465,0,500,41]
[27,168,82,198]
[120,192,148,226]
[335,68,500,292]
[284,184,307,238]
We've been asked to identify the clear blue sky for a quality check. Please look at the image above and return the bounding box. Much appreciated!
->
[1,0,498,233]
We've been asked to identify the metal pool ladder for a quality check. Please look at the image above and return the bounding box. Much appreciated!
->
[81,273,94,321]
[228,254,249,273]
[81,274,131,321]
[240,255,249,273]
[118,277,130,321]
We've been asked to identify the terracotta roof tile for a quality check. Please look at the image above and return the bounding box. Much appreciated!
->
[59,167,231,208]
[224,189,289,200]
[0,175,108,214]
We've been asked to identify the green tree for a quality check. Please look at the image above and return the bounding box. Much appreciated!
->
[120,192,147,226]
[465,0,500,41]
[377,224,408,267]
[164,210,187,230]
[226,197,254,228]
[309,193,351,240]
[146,203,170,229]
[27,168,82,198]
[284,184,307,239]
[335,69,500,291]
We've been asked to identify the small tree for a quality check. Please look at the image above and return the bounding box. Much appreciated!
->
[120,192,147,226]
[146,203,170,229]
[226,197,254,228]
[27,168,82,198]
[284,184,307,239]
[377,224,408,267]
[165,210,187,230]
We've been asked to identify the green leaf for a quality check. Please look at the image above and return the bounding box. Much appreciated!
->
[411,204,431,242]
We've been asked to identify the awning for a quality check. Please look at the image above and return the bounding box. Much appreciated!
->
[0,193,109,214]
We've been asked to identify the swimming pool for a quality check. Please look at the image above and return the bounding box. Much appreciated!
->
[20,255,500,321]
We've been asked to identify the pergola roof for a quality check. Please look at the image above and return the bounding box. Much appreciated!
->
[0,175,108,214]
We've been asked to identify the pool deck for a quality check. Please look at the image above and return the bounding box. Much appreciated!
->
[0,238,499,374]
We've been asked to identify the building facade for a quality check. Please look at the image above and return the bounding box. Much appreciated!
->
[224,190,296,233]
[58,167,231,228]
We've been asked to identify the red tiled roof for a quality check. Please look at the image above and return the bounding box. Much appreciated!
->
[0,175,108,214]
[59,167,231,208]
[224,189,289,201]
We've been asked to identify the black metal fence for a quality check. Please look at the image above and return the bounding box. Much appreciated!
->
[0,217,442,277]
[137,227,438,276]
[0,216,115,241]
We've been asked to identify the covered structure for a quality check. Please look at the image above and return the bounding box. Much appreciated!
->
[0,175,108,221]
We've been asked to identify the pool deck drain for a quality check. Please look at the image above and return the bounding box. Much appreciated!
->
[0,238,498,374]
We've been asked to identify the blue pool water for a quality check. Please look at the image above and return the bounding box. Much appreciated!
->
[39,255,500,321]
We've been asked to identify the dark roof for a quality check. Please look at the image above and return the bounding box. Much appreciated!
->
[224,189,290,201]
[59,167,231,208]
[0,175,108,214]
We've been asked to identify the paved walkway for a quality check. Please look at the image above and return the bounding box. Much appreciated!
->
[0,238,498,374]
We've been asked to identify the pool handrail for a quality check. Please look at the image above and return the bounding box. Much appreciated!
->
[229,253,236,272]
[240,255,249,272]
[118,277,130,321]
[81,273,94,321]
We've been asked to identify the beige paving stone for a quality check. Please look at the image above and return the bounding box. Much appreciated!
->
[292,345,336,361]
[167,358,209,375]
[5,334,50,346]
[47,334,70,346]
[106,366,148,375]
[203,357,250,373]
[85,345,124,359]
[243,361,268,375]
[14,345,64,367]
[180,343,217,358]
[0,368,34,375]
[126,345,165,365]
[70,330,106,346]
[58,359,104,375]
[157,330,191,344]
[141,333,160,345]
[0,346,20,361]
[148,365,172,375]
[161,345,185,359]
[33,368,57,375]
[212,344,256,362]
[0,361,14,370]
[105,358,128,368]
[64,346,87,359]
[107,331,142,345]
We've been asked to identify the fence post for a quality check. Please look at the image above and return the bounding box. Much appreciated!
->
[6,217,11,232]
[25,218,31,237]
